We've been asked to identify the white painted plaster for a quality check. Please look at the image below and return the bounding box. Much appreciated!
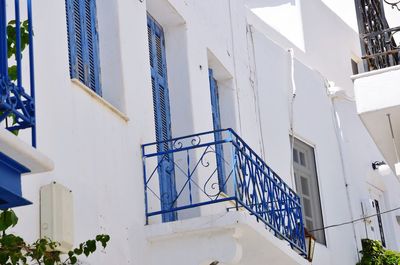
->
[5,1,400,265]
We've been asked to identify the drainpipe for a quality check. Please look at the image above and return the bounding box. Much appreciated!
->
[327,83,360,262]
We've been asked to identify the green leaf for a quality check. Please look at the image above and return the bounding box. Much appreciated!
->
[8,65,17,81]
[70,256,77,264]
[0,210,19,232]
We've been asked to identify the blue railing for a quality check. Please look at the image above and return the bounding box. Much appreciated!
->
[0,0,36,147]
[142,129,306,256]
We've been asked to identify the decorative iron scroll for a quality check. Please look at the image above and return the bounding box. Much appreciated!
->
[142,129,307,256]
[0,76,35,132]
[355,0,400,71]
[384,0,400,10]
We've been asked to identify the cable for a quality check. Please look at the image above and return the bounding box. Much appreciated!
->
[246,24,266,159]
[288,48,296,189]
[309,205,400,233]
[227,0,243,136]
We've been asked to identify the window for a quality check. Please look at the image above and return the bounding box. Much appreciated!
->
[65,0,101,94]
[351,59,359,75]
[292,138,326,244]
[373,199,386,247]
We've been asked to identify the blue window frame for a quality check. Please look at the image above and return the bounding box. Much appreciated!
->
[208,69,226,192]
[65,0,101,94]
[147,14,177,222]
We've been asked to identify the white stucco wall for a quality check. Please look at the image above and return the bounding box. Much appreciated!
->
[5,0,400,265]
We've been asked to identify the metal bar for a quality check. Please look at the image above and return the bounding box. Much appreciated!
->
[143,138,232,158]
[14,0,22,88]
[146,196,237,217]
[362,48,400,59]
[0,0,7,77]
[361,25,400,38]
[142,145,149,225]
[141,127,231,149]
[27,0,36,147]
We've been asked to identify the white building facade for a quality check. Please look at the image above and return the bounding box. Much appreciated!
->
[1,0,400,265]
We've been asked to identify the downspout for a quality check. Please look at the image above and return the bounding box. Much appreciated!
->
[327,85,361,262]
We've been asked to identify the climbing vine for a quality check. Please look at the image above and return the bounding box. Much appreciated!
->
[0,209,110,264]
[357,239,400,265]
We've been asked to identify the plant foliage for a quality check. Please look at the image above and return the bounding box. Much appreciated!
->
[357,239,400,265]
[0,209,110,265]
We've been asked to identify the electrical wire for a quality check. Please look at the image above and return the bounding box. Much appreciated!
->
[309,205,400,233]
[247,24,266,159]
[288,48,297,189]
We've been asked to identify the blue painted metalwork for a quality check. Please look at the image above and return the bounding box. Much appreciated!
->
[147,14,177,222]
[65,0,101,94]
[208,69,226,192]
[142,129,307,256]
[0,152,32,209]
[0,0,36,146]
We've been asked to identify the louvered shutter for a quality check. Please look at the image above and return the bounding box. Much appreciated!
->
[208,69,226,192]
[147,14,176,223]
[66,0,101,94]
[147,15,172,152]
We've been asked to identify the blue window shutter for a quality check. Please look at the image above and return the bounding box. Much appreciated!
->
[147,14,177,222]
[208,69,226,192]
[65,0,101,94]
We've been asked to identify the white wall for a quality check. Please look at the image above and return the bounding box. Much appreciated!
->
[8,0,400,264]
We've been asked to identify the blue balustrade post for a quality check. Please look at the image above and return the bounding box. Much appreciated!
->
[14,0,22,88]
[0,0,7,78]
[27,0,36,147]
[142,145,149,225]
[229,130,239,210]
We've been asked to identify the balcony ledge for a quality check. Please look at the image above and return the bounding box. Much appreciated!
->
[145,211,309,265]
[0,129,54,174]
[352,66,400,170]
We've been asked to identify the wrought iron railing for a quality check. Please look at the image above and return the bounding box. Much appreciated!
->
[142,129,306,256]
[0,0,36,146]
[355,0,400,71]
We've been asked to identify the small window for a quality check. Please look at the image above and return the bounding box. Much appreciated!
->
[65,0,101,94]
[351,59,359,75]
[373,199,386,247]
[292,138,326,244]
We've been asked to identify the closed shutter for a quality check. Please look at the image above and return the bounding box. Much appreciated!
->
[66,0,101,94]
[208,69,226,192]
[147,15,172,152]
[147,14,176,222]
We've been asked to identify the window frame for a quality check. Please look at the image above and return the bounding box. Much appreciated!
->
[292,137,326,245]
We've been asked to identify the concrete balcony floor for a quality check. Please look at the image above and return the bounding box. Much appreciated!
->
[353,65,400,171]
[145,211,310,265]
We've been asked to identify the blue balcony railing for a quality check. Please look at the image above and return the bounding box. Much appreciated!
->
[0,0,36,147]
[142,129,306,256]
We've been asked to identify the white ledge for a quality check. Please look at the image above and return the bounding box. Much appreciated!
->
[72,79,129,122]
[0,128,54,174]
[145,211,309,265]
[351,65,400,80]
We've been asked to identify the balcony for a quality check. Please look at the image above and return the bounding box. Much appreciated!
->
[0,0,52,209]
[142,129,307,264]
[353,0,400,171]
